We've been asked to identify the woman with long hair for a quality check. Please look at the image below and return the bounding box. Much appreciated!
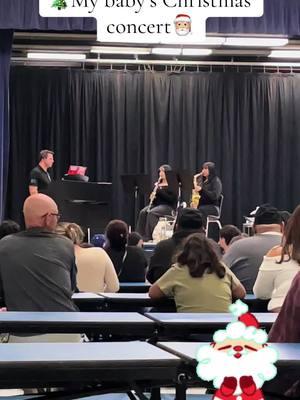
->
[149,233,245,312]
[105,220,147,282]
[193,161,222,219]
[136,164,177,241]
[254,206,299,312]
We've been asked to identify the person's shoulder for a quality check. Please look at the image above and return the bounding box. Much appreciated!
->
[0,234,17,245]
[86,246,107,256]
[266,245,282,257]
[30,165,41,175]
[51,234,74,249]
[127,246,146,257]
[155,237,174,250]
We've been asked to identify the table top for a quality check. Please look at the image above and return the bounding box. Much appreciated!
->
[145,312,277,326]
[0,342,180,389]
[0,341,179,364]
[72,293,102,299]
[0,311,152,323]
[0,312,155,333]
[100,293,150,299]
[157,342,300,366]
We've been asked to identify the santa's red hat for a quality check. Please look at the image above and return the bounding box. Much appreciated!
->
[213,300,268,344]
[175,14,191,23]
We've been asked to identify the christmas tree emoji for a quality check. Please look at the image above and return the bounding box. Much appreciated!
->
[52,0,67,10]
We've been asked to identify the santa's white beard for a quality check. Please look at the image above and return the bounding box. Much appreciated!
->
[196,345,277,395]
[176,29,189,36]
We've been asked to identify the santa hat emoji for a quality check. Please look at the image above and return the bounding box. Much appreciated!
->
[175,14,191,23]
[213,300,268,344]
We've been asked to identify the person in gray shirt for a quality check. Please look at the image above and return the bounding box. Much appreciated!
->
[222,204,283,293]
[0,194,77,312]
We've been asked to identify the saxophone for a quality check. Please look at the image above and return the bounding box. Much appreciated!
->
[190,172,202,208]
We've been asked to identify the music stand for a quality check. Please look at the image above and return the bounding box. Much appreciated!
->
[176,170,194,205]
[121,174,151,229]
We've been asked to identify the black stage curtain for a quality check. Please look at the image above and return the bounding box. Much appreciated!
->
[7,67,300,228]
[0,30,13,220]
[1,0,300,37]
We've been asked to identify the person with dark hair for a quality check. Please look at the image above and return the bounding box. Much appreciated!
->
[147,208,221,283]
[223,204,283,293]
[0,220,20,239]
[128,232,143,247]
[136,164,177,241]
[105,220,147,282]
[29,149,54,195]
[149,233,245,312]
[254,204,300,312]
[193,161,222,219]
[219,225,241,253]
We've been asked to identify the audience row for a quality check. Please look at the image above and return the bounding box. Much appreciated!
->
[0,194,300,342]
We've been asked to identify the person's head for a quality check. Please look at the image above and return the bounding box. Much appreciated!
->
[253,204,282,234]
[39,149,54,170]
[201,161,216,179]
[105,219,128,251]
[56,222,84,245]
[23,194,60,231]
[158,164,172,182]
[0,220,20,239]
[177,233,225,279]
[128,232,143,247]
[91,233,106,248]
[281,205,300,264]
[219,225,242,253]
[176,208,204,233]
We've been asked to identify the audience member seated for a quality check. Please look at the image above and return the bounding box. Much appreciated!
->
[149,233,245,312]
[218,225,241,254]
[91,233,106,248]
[223,204,283,293]
[269,272,300,342]
[105,220,147,282]
[56,222,119,293]
[0,220,20,239]
[0,194,79,342]
[147,208,219,283]
[266,272,300,398]
[253,205,300,312]
[128,231,143,247]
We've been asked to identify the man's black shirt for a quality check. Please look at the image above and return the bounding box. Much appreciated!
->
[29,165,51,192]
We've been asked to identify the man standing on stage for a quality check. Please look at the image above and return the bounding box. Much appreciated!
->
[29,149,54,195]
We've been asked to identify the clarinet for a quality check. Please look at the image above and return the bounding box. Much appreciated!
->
[147,178,162,212]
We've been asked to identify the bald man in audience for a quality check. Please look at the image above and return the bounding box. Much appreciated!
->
[0,194,78,314]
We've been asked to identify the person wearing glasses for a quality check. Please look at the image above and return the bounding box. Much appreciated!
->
[0,193,80,342]
[29,149,54,195]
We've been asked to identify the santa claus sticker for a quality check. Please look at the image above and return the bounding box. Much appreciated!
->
[174,14,191,36]
[196,300,278,400]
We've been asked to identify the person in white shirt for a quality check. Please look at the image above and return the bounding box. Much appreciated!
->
[56,222,119,293]
[254,206,299,312]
